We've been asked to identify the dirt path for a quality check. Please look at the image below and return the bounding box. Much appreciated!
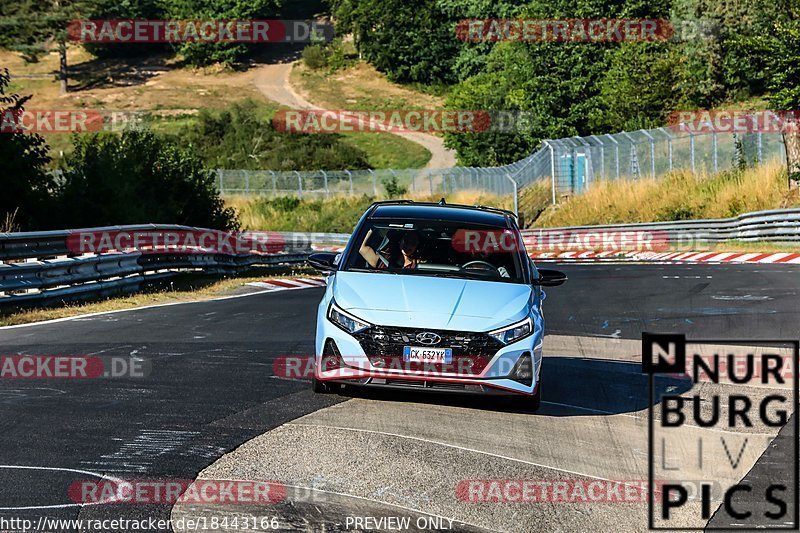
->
[253,62,457,169]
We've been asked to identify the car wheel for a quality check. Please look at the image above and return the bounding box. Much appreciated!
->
[312,375,337,394]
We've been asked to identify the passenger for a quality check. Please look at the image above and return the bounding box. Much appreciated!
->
[360,229,421,269]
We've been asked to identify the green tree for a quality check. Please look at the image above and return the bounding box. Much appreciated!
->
[0,0,90,94]
[591,43,680,132]
[58,130,238,229]
[0,69,55,230]
[767,8,800,187]
[161,0,282,67]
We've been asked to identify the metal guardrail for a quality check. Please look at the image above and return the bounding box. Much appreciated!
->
[526,208,800,244]
[2,208,797,307]
[0,224,320,307]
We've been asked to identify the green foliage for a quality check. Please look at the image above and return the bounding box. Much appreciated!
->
[382,175,408,197]
[180,100,370,170]
[302,39,354,72]
[58,130,238,230]
[302,44,328,69]
[160,0,282,67]
[0,69,55,230]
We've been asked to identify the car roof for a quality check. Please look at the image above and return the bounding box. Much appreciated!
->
[369,202,512,227]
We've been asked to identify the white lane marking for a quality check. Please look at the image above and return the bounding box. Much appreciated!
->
[0,465,125,510]
[286,421,624,482]
[0,286,301,331]
[185,479,500,533]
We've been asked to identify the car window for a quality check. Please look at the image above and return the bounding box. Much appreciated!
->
[344,219,526,283]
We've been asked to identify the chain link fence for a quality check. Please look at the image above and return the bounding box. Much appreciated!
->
[216,122,788,214]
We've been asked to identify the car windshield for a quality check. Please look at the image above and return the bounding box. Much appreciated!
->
[344,219,526,283]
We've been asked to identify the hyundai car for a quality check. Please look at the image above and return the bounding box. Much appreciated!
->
[307,200,566,411]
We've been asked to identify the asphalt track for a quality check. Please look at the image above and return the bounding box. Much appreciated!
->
[0,262,797,532]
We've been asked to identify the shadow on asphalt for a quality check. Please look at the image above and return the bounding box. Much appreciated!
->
[334,357,692,417]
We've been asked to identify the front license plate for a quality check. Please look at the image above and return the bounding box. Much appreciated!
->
[403,346,453,364]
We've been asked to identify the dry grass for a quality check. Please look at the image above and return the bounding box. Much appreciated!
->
[0,268,316,327]
[227,192,512,233]
[533,162,800,228]
[291,61,445,113]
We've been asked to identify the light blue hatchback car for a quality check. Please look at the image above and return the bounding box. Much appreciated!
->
[307,201,566,411]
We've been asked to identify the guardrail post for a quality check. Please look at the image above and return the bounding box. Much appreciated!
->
[345,170,353,195]
[321,170,329,197]
[295,171,303,199]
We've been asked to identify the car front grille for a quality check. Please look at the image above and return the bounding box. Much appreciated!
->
[352,326,502,375]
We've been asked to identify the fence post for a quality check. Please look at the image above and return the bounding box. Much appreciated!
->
[217,169,224,194]
[506,174,519,216]
[605,134,620,179]
[345,169,353,195]
[321,170,329,197]
[295,171,303,199]
[245,170,250,193]
[690,133,696,175]
[270,171,277,197]
[369,169,376,196]
[428,172,434,195]
[641,130,656,179]
[545,141,556,205]
[712,132,718,172]
[757,133,763,164]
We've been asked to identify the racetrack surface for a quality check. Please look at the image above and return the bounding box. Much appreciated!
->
[0,263,797,532]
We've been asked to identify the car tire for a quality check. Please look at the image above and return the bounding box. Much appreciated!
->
[312,375,337,394]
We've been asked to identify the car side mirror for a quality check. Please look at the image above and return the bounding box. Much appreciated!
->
[534,269,567,287]
[307,252,339,272]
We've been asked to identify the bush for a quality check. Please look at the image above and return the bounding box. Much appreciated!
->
[181,100,370,170]
[57,130,238,230]
[382,175,408,197]
[302,45,328,70]
[0,69,56,231]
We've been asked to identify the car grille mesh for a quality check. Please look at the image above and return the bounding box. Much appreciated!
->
[353,326,501,375]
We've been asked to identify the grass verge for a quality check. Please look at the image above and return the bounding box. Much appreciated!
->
[530,162,800,228]
[0,267,317,327]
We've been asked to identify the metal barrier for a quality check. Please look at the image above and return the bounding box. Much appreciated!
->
[523,208,800,245]
[0,224,321,307]
[2,208,797,307]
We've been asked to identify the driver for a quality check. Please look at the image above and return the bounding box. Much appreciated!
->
[360,229,422,269]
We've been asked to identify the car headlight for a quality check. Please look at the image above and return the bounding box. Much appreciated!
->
[328,301,371,334]
[487,316,533,345]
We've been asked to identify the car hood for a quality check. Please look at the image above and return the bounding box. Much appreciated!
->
[332,271,532,331]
